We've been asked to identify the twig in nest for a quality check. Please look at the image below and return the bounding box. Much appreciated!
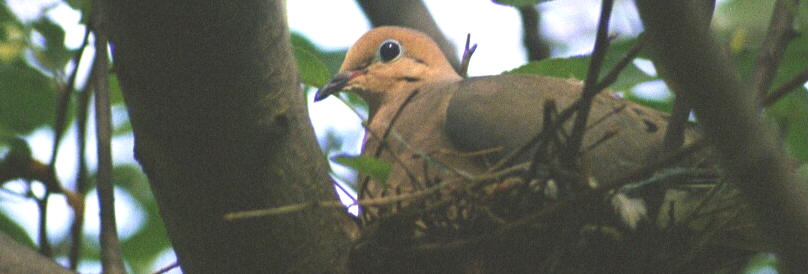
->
[459,33,477,78]
[494,139,708,239]
[223,162,530,220]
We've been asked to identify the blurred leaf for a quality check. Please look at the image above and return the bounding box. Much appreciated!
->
[0,61,57,134]
[332,154,391,186]
[32,17,71,71]
[492,0,550,7]
[767,90,808,162]
[1,11,26,63]
[714,0,774,46]
[505,38,654,92]
[292,46,330,88]
[108,73,124,106]
[506,56,589,79]
[742,252,779,273]
[290,32,346,76]
[3,136,31,165]
[0,211,35,248]
[113,165,171,273]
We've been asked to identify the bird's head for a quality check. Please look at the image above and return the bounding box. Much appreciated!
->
[314,26,461,111]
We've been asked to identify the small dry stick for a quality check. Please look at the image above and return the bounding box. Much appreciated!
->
[459,33,478,78]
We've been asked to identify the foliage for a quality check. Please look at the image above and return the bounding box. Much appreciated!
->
[0,0,805,272]
[332,154,391,187]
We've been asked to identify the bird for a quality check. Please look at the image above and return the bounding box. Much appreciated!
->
[311,26,731,273]
[314,26,685,204]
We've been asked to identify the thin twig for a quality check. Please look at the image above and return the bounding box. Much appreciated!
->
[594,35,645,91]
[761,67,808,107]
[153,261,180,274]
[65,27,93,271]
[752,0,799,100]
[564,0,615,166]
[224,162,530,220]
[459,34,477,78]
[36,188,52,257]
[68,84,93,269]
[91,9,126,273]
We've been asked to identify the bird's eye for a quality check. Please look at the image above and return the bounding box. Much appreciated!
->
[378,39,402,62]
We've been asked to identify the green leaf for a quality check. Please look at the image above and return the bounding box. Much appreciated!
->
[0,62,57,134]
[492,0,551,7]
[32,18,71,71]
[113,165,171,273]
[504,38,654,92]
[292,46,330,88]
[331,154,391,186]
[0,211,35,248]
[3,136,31,165]
[290,32,346,76]
[108,73,124,106]
[766,89,808,162]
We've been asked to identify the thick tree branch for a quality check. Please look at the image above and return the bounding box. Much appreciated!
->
[636,2,808,272]
[662,0,714,152]
[105,0,353,272]
[0,232,73,274]
[356,0,460,71]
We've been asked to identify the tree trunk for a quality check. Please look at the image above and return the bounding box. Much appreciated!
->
[636,1,808,272]
[105,1,353,272]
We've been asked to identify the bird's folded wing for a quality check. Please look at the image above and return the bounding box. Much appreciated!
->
[445,74,671,180]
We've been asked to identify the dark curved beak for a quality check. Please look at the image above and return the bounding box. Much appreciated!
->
[314,73,351,102]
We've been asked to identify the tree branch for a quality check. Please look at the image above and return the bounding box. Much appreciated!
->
[762,67,808,107]
[0,232,73,274]
[662,0,715,152]
[518,5,550,61]
[91,3,126,271]
[565,0,614,166]
[635,1,808,272]
[752,0,799,99]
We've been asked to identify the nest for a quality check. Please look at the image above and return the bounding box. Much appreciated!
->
[348,120,765,273]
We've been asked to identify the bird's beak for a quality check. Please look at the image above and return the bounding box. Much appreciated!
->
[314,70,363,102]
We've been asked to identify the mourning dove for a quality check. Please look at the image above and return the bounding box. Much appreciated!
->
[315,26,686,208]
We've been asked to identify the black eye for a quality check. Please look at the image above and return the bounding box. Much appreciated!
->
[378,40,402,62]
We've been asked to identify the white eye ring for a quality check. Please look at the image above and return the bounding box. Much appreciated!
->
[377,39,404,62]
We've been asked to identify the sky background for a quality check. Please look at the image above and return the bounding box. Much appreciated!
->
[1,0,684,273]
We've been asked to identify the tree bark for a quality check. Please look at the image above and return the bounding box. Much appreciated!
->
[636,2,808,272]
[0,232,74,273]
[105,1,352,272]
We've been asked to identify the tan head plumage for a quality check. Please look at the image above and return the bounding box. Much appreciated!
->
[314,26,461,111]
